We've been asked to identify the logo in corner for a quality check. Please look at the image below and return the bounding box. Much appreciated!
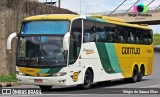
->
[128,3,152,19]
[134,4,147,13]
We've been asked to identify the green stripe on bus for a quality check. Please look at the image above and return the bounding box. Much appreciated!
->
[86,17,106,22]
[47,68,62,74]
[105,44,122,73]
[40,68,50,74]
[96,43,115,73]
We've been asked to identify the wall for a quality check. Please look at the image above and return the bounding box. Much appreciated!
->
[0,0,75,75]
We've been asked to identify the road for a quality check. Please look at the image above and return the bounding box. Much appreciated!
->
[1,47,160,97]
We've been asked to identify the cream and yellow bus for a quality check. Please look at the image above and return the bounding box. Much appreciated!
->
[7,14,153,90]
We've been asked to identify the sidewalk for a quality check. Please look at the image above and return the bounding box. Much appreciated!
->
[0,82,17,87]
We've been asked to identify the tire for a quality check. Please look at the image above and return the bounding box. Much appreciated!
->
[39,85,52,91]
[78,70,93,89]
[130,66,139,83]
[137,66,144,82]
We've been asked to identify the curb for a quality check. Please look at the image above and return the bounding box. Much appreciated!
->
[0,82,17,87]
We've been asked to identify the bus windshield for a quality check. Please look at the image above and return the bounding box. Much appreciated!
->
[17,21,70,67]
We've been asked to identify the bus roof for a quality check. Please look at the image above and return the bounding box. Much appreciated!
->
[24,14,79,21]
[24,14,151,30]
[89,15,151,30]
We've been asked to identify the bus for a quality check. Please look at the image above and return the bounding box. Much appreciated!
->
[7,14,153,90]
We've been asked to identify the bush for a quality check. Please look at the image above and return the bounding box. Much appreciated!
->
[153,34,160,45]
[0,73,16,82]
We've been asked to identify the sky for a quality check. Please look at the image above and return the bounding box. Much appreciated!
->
[38,0,160,33]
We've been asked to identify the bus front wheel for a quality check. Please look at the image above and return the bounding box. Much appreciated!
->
[78,70,93,89]
[39,85,52,91]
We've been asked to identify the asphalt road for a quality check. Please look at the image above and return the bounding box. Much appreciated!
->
[1,47,160,97]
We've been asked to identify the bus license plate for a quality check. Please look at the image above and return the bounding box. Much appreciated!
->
[34,79,43,83]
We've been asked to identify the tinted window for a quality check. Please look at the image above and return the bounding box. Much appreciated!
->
[117,26,127,43]
[83,19,152,45]
[105,24,117,42]
[126,28,135,43]
[96,23,106,42]
[134,29,144,44]
[143,30,152,45]
[83,20,96,42]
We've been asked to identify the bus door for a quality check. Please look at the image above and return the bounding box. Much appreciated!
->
[68,19,83,84]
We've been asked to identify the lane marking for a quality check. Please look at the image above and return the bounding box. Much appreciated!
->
[141,84,160,88]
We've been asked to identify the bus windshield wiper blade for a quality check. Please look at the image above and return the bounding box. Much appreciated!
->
[26,50,38,66]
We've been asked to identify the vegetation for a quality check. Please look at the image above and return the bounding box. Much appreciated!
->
[0,73,16,82]
[153,34,160,45]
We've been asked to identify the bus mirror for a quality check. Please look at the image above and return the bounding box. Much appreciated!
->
[63,32,70,51]
[7,32,17,50]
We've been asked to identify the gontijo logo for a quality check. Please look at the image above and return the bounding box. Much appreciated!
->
[83,48,95,55]
[134,4,147,13]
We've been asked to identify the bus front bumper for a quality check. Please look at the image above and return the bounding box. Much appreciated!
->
[16,75,67,86]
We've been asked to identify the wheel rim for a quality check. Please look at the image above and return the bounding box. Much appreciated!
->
[139,69,144,79]
[84,73,91,86]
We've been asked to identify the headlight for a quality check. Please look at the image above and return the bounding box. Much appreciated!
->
[16,71,25,76]
[52,72,67,76]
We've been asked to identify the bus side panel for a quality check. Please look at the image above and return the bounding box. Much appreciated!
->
[81,42,105,82]
[81,43,124,82]
[95,43,124,81]
[114,43,154,78]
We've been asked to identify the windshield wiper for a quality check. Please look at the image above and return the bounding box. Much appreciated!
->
[26,50,38,66]
[26,42,39,66]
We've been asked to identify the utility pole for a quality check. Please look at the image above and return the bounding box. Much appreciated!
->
[80,0,81,14]
[58,0,61,8]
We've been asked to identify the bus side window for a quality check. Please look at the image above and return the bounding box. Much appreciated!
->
[84,32,90,42]
[144,30,152,45]
[96,23,106,42]
[126,28,135,43]
[104,24,117,43]
[83,20,96,43]
[134,29,143,44]
[105,28,111,42]
[110,28,117,42]
[117,26,127,43]
[90,26,96,42]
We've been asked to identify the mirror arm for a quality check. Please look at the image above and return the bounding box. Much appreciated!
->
[7,32,17,50]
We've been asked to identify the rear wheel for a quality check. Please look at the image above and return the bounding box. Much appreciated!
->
[137,66,145,82]
[78,70,93,89]
[130,66,139,83]
[39,85,52,91]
